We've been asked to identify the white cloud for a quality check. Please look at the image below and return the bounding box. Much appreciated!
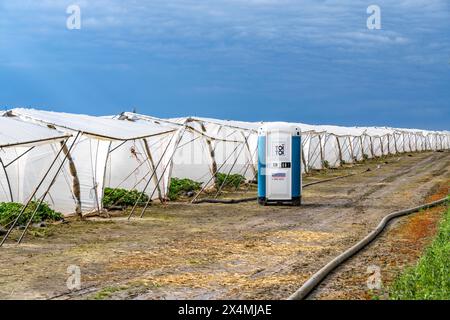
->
[1,0,448,69]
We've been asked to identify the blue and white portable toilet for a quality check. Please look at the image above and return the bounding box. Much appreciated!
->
[258,123,302,206]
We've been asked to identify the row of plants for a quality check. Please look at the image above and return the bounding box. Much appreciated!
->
[102,173,247,206]
[0,201,63,227]
[167,178,203,201]
[215,172,246,189]
[103,188,150,208]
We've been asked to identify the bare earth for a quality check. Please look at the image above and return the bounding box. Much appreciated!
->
[0,151,449,300]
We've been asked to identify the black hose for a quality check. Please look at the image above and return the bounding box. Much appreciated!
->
[192,197,257,204]
[287,197,448,300]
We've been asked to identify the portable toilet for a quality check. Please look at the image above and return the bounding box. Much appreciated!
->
[258,123,302,206]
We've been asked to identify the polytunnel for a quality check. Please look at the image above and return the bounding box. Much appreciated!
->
[0,116,71,205]
[117,114,329,188]
[2,108,449,216]
[6,108,177,215]
[116,113,261,189]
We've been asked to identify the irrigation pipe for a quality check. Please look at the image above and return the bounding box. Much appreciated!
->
[192,168,371,204]
[287,197,448,300]
[192,197,258,204]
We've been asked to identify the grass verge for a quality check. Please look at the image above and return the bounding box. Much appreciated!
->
[389,197,449,300]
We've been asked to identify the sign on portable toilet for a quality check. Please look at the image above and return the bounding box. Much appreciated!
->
[257,123,302,206]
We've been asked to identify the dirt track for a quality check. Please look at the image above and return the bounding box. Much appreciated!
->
[0,151,449,300]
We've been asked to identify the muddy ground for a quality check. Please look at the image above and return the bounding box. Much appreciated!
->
[0,151,449,300]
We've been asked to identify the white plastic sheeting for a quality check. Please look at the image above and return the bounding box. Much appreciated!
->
[104,134,180,203]
[0,117,70,205]
[1,108,449,215]
[0,117,69,148]
[121,113,259,187]
[11,108,174,141]
[5,109,177,214]
[129,114,450,176]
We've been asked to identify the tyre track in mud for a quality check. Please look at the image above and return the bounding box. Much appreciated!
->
[348,153,449,219]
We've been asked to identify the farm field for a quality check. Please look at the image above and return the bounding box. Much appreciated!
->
[0,151,449,300]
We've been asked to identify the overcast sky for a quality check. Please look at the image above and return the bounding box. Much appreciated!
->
[0,0,449,130]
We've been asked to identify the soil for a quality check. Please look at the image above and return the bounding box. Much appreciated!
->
[0,151,448,300]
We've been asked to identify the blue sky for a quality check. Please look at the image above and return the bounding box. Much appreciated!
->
[0,0,449,130]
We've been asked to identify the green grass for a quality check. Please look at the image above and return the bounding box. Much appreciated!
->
[0,201,63,227]
[389,198,450,300]
[91,285,128,300]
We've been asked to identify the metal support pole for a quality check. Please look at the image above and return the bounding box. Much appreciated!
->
[60,137,82,217]
[318,134,324,167]
[233,143,258,192]
[335,136,343,166]
[240,131,257,179]
[301,134,309,173]
[0,134,78,247]
[142,139,163,202]
[347,136,354,162]
[359,135,364,160]
[99,141,113,217]
[17,133,81,244]
[408,133,413,152]
[369,136,375,158]
[190,141,243,204]
[394,133,399,154]
[4,147,35,168]
[0,157,13,202]
[214,136,249,198]
[402,133,406,152]
[127,131,179,220]
[308,134,322,170]
[200,122,219,187]
[138,126,187,218]
[380,136,384,156]
[387,134,391,154]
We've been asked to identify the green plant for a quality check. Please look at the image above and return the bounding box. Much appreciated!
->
[91,285,129,300]
[389,204,450,300]
[168,178,202,201]
[0,201,63,227]
[322,160,330,169]
[103,188,149,208]
[216,172,245,189]
[363,154,369,161]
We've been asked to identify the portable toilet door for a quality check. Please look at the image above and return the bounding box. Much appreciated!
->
[258,123,302,206]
